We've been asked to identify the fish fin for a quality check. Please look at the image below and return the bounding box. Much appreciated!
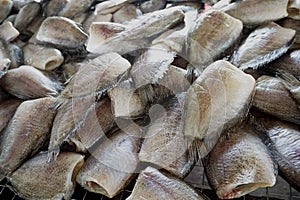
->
[187,139,202,162]
[47,149,59,162]
[51,96,67,110]
[276,69,300,89]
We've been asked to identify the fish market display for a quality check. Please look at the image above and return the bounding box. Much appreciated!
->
[0,0,299,199]
[204,124,277,199]
[127,166,209,200]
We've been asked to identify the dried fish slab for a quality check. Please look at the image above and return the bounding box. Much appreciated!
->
[9,152,84,200]
[204,124,277,199]
[76,124,141,198]
[126,166,209,200]
[184,60,255,159]
[231,22,296,70]
[0,65,60,99]
[253,75,300,124]
[188,10,243,74]
[0,0,13,23]
[0,99,22,133]
[139,93,195,178]
[221,0,288,25]
[0,97,57,178]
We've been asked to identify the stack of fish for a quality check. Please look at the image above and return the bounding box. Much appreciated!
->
[0,0,299,199]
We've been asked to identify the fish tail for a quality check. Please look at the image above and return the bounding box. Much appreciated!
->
[47,149,60,162]
[276,69,300,88]
[187,139,202,162]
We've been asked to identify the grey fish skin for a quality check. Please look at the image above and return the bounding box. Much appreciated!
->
[255,118,300,191]
[89,6,185,55]
[0,65,60,100]
[188,10,243,75]
[139,93,195,178]
[253,75,300,124]
[36,16,88,51]
[9,152,84,200]
[0,0,13,23]
[126,166,209,200]
[76,124,141,198]
[279,18,300,44]
[221,0,288,26]
[0,99,22,133]
[184,60,255,159]
[204,124,277,199]
[231,22,296,71]
[0,97,57,178]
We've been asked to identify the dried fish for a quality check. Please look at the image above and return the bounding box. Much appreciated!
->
[184,60,255,159]
[231,22,296,71]
[94,0,133,15]
[0,0,13,23]
[287,0,300,20]
[44,0,93,19]
[188,10,243,75]
[277,70,300,105]
[0,97,57,178]
[108,80,145,118]
[9,152,84,200]
[36,16,88,51]
[140,0,167,13]
[23,44,64,71]
[0,99,22,133]
[204,124,277,199]
[253,75,300,124]
[0,65,60,99]
[127,166,209,200]
[0,22,19,42]
[0,58,10,79]
[6,43,23,69]
[113,4,139,23]
[255,118,300,191]
[221,0,288,25]
[14,1,41,33]
[88,6,185,55]
[279,18,300,44]
[77,124,141,198]
[139,93,195,178]
[266,49,300,78]
[83,12,113,32]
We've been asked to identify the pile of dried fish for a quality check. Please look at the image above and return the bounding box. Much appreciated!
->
[0,0,299,199]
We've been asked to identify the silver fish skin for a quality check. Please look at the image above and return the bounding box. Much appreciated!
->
[0,97,57,178]
[9,152,84,200]
[0,99,22,133]
[89,6,185,55]
[139,93,195,178]
[231,22,296,71]
[76,124,141,198]
[126,166,209,200]
[253,75,300,124]
[204,124,277,199]
[221,0,288,25]
[0,65,60,100]
[184,60,255,159]
[188,10,243,75]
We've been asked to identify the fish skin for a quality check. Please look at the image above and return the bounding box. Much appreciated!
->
[126,166,210,200]
[279,18,300,44]
[221,0,288,25]
[0,65,60,100]
[253,75,300,124]
[204,124,277,199]
[188,10,243,75]
[0,58,10,79]
[89,6,185,55]
[231,22,296,71]
[0,99,22,133]
[0,97,57,178]
[139,93,195,178]
[184,60,255,159]
[0,0,13,23]
[76,124,141,198]
[8,152,84,200]
[255,118,300,191]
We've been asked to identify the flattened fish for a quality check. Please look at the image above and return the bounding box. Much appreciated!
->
[0,99,22,133]
[76,124,141,198]
[184,60,255,159]
[0,97,57,178]
[0,65,60,99]
[221,0,288,25]
[188,10,243,75]
[139,93,195,178]
[9,152,84,200]
[253,75,300,124]
[231,22,296,70]
[204,124,277,199]
[126,166,209,200]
